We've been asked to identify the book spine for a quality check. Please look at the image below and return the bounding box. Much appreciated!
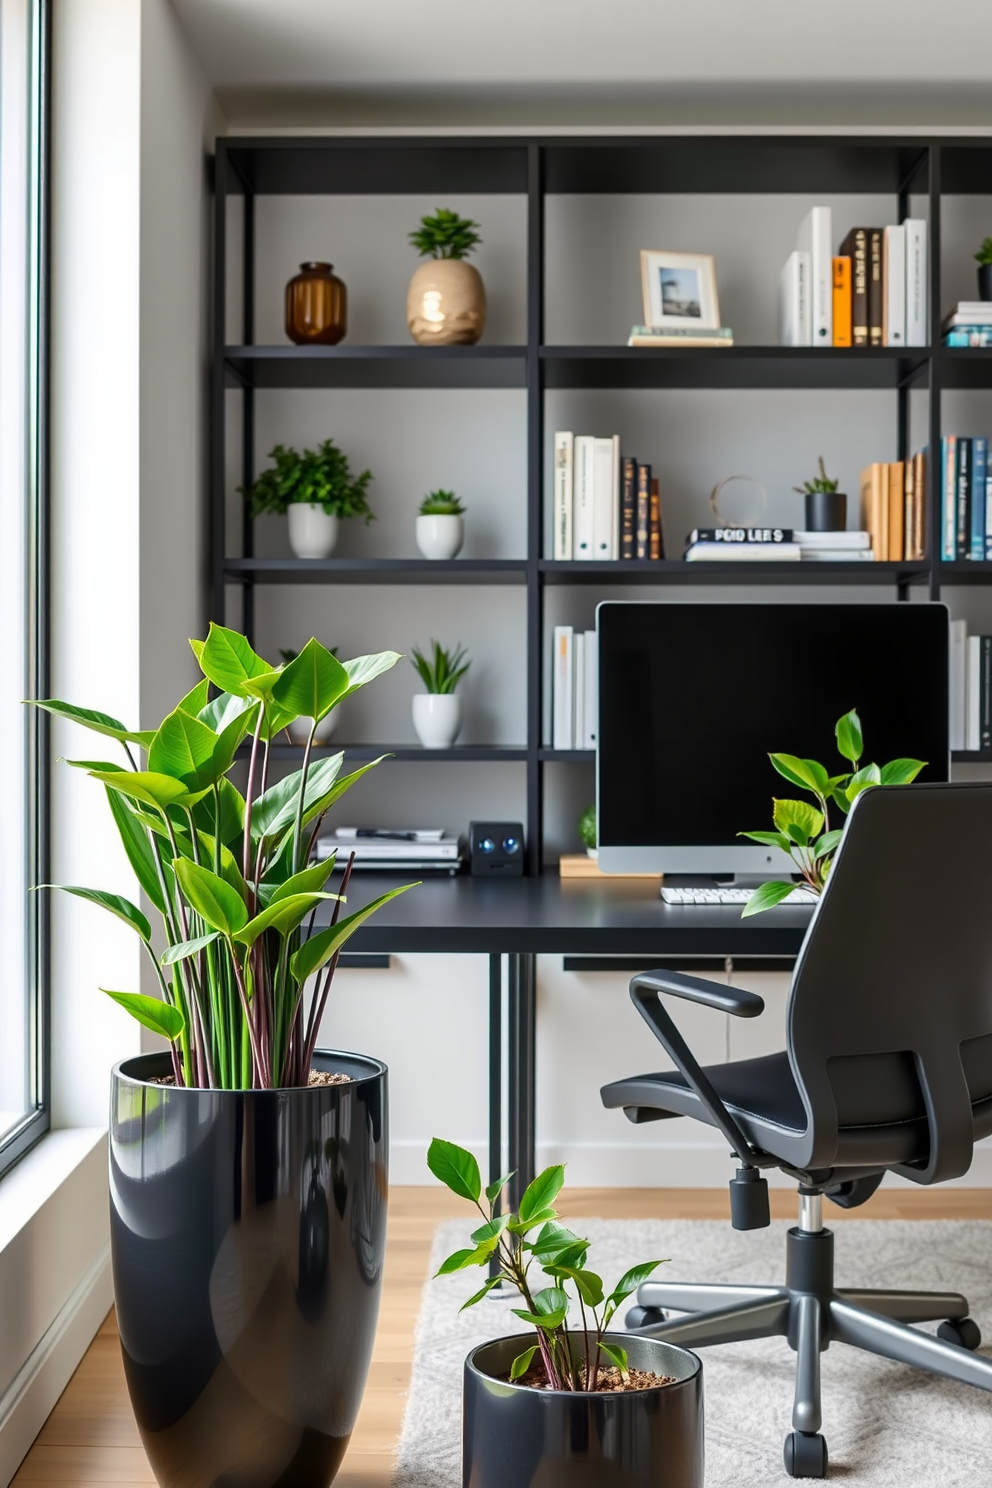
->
[903,452,914,562]
[583,630,598,749]
[797,251,811,346]
[868,229,884,346]
[986,470,992,561]
[552,626,574,749]
[592,436,615,559]
[688,527,795,543]
[572,436,595,559]
[779,251,802,346]
[957,437,972,561]
[967,634,981,751]
[942,435,957,560]
[971,437,988,561]
[636,463,651,560]
[915,448,927,560]
[859,464,877,559]
[887,461,904,562]
[649,477,663,559]
[832,256,852,346]
[883,224,905,347]
[573,633,585,753]
[904,219,928,347]
[841,229,869,345]
[611,434,621,561]
[553,431,573,561]
[950,619,967,751]
[984,636,992,753]
[799,206,832,345]
[620,456,637,559]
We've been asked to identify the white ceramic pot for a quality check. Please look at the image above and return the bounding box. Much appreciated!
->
[412,693,462,749]
[415,514,464,560]
[286,706,339,746]
[287,504,339,560]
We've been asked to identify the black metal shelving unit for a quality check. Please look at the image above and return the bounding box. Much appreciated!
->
[211,135,992,873]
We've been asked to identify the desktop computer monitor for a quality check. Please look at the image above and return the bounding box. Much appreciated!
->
[596,601,949,876]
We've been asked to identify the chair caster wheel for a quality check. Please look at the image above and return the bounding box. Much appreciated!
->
[624,1305,667,1330]
[784,1431,828,1478]
[938,1317,982,1351]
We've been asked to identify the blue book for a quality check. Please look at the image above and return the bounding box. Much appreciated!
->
[972,438,988,560]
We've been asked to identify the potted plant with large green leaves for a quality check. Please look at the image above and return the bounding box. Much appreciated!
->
[427,1140,704,1488]
[243,438,373,559]
[35,625,414,1488]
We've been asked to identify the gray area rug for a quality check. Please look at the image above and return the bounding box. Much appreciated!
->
[393,1217,992,1486]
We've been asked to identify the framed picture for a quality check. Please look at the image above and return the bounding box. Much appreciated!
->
[640,251,720,331]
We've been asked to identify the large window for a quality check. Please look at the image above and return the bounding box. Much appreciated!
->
[0,0,49,1174]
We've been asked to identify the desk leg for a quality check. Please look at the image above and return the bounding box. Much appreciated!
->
[507,952,537,1213]
[488,954,502,1193]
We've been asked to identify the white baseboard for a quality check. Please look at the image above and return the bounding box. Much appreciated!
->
[0,1242,113,1488]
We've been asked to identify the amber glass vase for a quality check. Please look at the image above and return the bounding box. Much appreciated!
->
[285,262,347,345]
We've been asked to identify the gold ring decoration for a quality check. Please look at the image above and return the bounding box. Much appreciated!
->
[709,475,769,529]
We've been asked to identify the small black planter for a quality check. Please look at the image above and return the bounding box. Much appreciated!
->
[463,1332,703,1488]
[804,490,847,532]
[978,264,992,302]
[110,1049,388,1488]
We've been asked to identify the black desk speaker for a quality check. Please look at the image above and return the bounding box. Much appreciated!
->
[470,821,525,876]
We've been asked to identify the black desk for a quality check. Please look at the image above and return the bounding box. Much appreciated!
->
[335,873,814,1207]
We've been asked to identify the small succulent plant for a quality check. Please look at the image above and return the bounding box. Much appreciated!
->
[409,208,482,261]
[419,490,466,516]
[793,456,839,497]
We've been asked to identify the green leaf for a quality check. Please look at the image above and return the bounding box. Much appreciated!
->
[880,757,927,786]
[737,829,792,851]
[147,705,223,788]
[426,1138,482,1203]
[812,829,843,860]
[534,1286,569,1316]
[435,1247,488,1276]
[508,1206,558,1235]
[519,1165,565,1224]
[267,855,338,905]
[470,1214,509,1247]
[289,883,417,983]
[529,1221,584,1261]
[105,788,167,913]
[485,1171,515,1204]
[845,762,881,806]
[232,892,339,950]
[87,768,196,812]
[197,690,255,734]
[769,753,829,796]
[741,880,797,918]
[250,755,343,842]
[33,698,152,747]
[553,1265,604,1307]
[101,989,184,1041]
[597,1342,629,1376]
[190,778,245,849]
[538,1240,589,1272]
[510,1346,539,1380]
[512,1306,568,1330]
[296,757,392,834]
[176,678,210,716]
[194,623,272,697]
[606,1260,667,1309]
[173,858,248,935]
[271,638,350,721]
[835,709,863,766]
[460,1276,503,1312]
[337,650,403,702]
[161,931,221,966]
[40,885,151,942]
[772,798,824,843]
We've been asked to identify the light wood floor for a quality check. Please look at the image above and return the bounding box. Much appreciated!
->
[13,1186,992,1488]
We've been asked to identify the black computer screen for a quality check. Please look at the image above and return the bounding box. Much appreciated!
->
[597,602,949,849]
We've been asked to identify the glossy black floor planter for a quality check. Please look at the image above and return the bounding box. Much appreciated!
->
[463,1333,703,1488]
[110,1049,387,1488]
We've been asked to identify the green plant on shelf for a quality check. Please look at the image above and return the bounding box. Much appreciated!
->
[738,707,925,916]
[408,208,482,261]
[410,640,470,694]
[419,490,466,516]
[428,1138,666,1390]
[241,439,374,521]
[578,804,596,851]
[792,456,839,497]
[975,237,992,266]
[31,625,415,1089]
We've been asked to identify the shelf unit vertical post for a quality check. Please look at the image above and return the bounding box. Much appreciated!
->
[241,186,256,643]
[526,143,545,874]
[210,144,228,627]
[928,144,943,602]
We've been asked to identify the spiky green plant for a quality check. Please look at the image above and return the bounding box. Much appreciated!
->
[792,456,839,497]
[408,208,482,261]
[410,640,470,695]
[419,490,466,516]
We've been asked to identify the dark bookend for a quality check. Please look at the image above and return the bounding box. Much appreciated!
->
[620,456,637,561]
[887,461,904,562]
[957,437,972,561]
[635,463,651,560]
[839,228,869,346]
[649,477,664,559]
[867,229,884,347]
[970,438,987,561]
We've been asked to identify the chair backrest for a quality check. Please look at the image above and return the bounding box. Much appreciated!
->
[786,782,992,1183]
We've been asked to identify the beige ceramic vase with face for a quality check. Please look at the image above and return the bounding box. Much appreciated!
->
[406,260,487,346]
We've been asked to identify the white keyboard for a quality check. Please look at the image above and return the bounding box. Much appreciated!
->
[661,885,818,906]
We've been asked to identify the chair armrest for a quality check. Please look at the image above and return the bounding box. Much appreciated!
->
[630,969,764,1018]
[629,972,764,1165]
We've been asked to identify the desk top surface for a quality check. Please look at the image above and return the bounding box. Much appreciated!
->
[334,871,814,956]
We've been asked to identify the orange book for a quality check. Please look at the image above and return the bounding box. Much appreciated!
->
[832,257,852,346]
[888,461,905,561]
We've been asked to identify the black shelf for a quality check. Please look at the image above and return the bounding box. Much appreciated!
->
[540,749,594,763]
[259,743,528,763]
[225,345,527,390]
[223,138,529,196]
[953,750,992,764]
[224,557,527,585]
[541,346,929,392]
[938,562,992,586]
[539,559,930,586]
[937,348,992,390]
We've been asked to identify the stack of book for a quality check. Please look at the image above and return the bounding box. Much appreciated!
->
[950,621,992,752]
[780,207,928,348]
[627,325,734,348]
[943,304,992,347]
[315,827,464,874]
[683,527,874,562]
[939,436,991,560]
[859,454,928,561]
[553,434,665,561]
[551,626,597,750]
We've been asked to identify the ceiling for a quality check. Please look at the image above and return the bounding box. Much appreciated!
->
[170,0,992,130]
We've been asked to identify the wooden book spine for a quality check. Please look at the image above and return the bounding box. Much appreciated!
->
[636,463,651,560]
[840,228,869,346]
[868,229,884,347]
[648,477,664,559]
[620,456,637,560]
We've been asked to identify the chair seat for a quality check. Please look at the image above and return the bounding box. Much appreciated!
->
[601,1052,992,1170]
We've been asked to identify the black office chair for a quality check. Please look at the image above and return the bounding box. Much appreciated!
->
[601,781,992,1479]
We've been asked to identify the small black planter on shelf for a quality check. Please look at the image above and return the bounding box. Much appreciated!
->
[110,1049,388,1488]
[979,264,992,302]
[804,490,847,532]
[463,1333,704,1488]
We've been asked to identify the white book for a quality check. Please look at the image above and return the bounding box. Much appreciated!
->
[336,827,445,841]
[794,530,871,549]
[572,436,595,559]
[905,219,928,346]
[552,626,574,749]
[800,550,875,561]
[883,224,906,347]
[685,542,801,562]
[943,302,992,327]
[986,473,992,563]
[583,629,598,750]
[967,634,982,751]
[779,250,811,347]
[552,432,573,561]
[592,437,616,559]
[611,434,621,560]
[796,207,832,346]
[573,633,585,754]
[950,619,967,751]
